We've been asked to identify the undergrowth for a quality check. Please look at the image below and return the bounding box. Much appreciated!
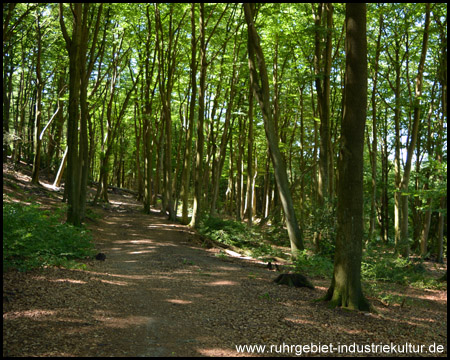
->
[198,216,444,291]
[3,202,94,271]
[198,216,284,259]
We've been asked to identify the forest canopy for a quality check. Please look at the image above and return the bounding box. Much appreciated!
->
[3,3,447,263]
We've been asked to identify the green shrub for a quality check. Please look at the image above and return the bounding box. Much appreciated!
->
[199,216,251,247]
[305,203,336,258]
[198,216,283,259]
[293,250,334,278]
[3,203,94,271]
[361,248,441,288]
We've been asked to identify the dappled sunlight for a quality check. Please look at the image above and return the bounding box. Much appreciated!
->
[94,313,153,329]
[146,223,187,231]
[215,265,242,272]
[206,280,239,286]
[197,347,242,357]
[41,182,61,192]
[97,278,130,286]
[4,149,447,357]
[48,278,87,285]
[284,315,317,326]
[129,239,155,245]
[128,250,155,255]
[4,309,57,320]
[109,200,139,208]
[166,299,193,305]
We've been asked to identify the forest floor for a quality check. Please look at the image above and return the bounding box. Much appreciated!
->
[3,163,448,357]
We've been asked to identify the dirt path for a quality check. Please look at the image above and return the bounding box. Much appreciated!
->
[81,194,312,356]
[3,177,447,357]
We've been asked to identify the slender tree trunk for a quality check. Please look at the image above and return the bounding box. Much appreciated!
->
[31,13,43,184]
[396,4,430,258]
[244,3,304,257]
[246,85,254,225]
[60,3,83,226]
[181,3,198,224]
[436,16,447,263]
[323,3,370,311]
[314,3,333,206]
[143,8,158,213]
[46,72,66,171]
[53,146,68,187]
[380,109,389,242]
[368,13,383,242]
[190,3,206,228]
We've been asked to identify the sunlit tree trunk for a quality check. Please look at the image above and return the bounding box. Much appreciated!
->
[31,13,43,184]
[396,3,430,258]
[190,3,206,228]
[181,3,197,224]
[244,3,304,258]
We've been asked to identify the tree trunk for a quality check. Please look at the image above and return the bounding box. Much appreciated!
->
[244,3,304,257]
[323,3,370,311]
[190,3,206,228]
[143,6,158,214]
[396,4,430,258]
[60,3,83,226]
[246,85,254,225]
[31,13,43,184]
[181,3,198,224]
[367,13,383,242]
[314,3,333,207]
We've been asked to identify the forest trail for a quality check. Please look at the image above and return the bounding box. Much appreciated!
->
[4,179,325,357]
[82,193,287,357]
[3,168,447,357]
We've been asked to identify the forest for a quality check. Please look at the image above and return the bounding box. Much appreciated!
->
[3,3,447,357]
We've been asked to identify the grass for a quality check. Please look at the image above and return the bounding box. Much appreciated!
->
[3,202,95,271]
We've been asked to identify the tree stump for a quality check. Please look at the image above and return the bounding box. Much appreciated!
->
[95,253,106,261]
[274,273,314,289]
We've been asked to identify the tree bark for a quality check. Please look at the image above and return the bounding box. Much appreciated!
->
[190,3,206,228]
[324,3,370,311]
[60,3,83,226]
[313,3,333,206]
[181,3,198,224]
[31,13,43,184]
[244,3,304,257]
[367,13,383,242]
[396,4,430,258]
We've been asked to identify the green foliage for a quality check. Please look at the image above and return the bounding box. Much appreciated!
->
[198,216,284,259]
[3,203,94,271]
[305,203,337,258]
[361,248,442,289]
[263,225,290,247]
[292,250,334,278]
[199,216,247,247]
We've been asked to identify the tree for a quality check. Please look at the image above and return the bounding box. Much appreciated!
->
[60,3,102,226]
[190,3,207,228]
[59,3,84,226]
[244,3,304,258]
[313,3,333,206]
[323,3,370,311]
[31,11,43,184]
[180,3,198,225]
[4,3,446,270]
[396,3,431,258]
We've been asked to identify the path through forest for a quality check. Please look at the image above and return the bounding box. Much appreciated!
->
[3,169,447,357]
